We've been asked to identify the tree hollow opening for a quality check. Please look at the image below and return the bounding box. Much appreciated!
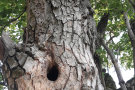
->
[47,64,59,81]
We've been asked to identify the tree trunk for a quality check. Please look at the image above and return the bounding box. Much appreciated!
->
[101,40,127,90]
[94,53,107,90]
[124,12,135,90]
[1,0,104,90]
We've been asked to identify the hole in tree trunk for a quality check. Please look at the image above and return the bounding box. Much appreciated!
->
[47,64,59,81]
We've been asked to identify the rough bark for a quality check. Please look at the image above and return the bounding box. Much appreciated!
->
[0,0,104,90]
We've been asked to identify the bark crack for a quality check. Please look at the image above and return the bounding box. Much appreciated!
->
[63,67,71,90]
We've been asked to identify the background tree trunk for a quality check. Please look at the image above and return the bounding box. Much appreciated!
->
[1,0,104,90]
[124,12,135,90]
[101,40,127,90]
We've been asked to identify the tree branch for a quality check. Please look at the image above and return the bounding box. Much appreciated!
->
[124,12,135,43]
[97,13,109,35]
[1,7,26,31]
[96,13,109,49]
[128,0,135,10]
[106,35,116,45]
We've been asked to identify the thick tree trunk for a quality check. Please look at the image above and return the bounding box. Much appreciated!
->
[1,0,104,90]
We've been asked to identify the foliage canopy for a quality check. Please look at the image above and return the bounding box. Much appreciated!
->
[91,0,135,69]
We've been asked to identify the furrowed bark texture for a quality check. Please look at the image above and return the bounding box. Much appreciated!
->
[1,0,104,90]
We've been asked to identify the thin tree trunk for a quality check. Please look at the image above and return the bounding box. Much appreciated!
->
[101,39,127,90]
[133,47,135,90]
[124,12,135,90]
[0,0,104,90]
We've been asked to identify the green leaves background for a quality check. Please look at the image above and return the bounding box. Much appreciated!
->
[91,0,134,69]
